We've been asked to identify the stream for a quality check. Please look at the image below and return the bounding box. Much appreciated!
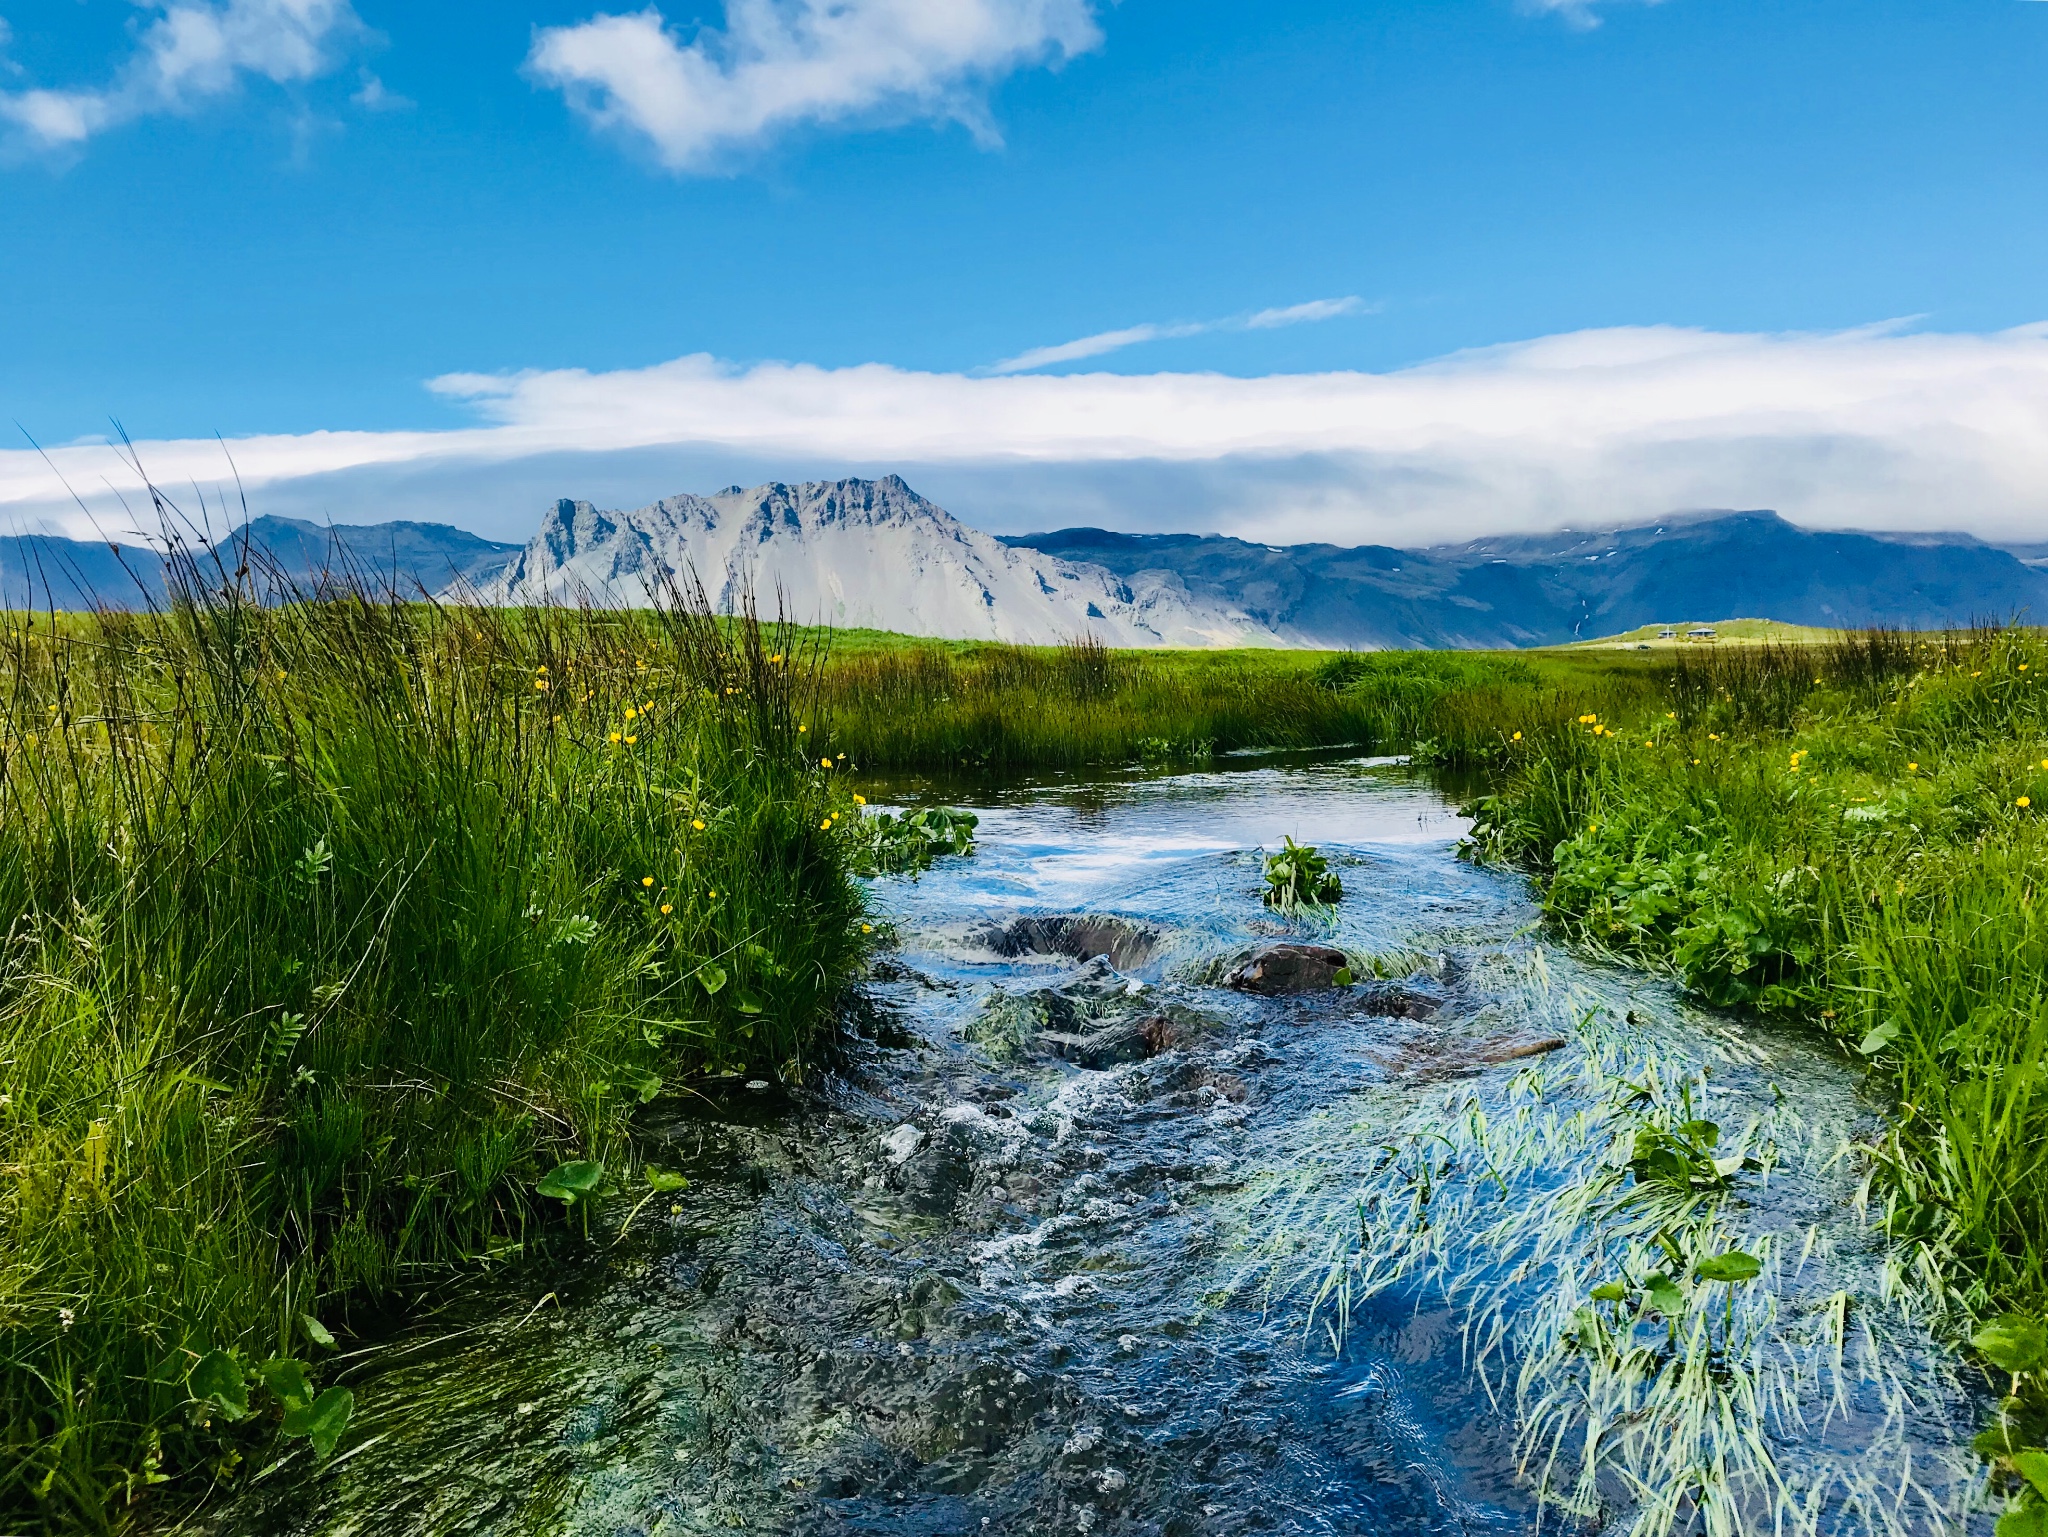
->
[218,754,1992,1537]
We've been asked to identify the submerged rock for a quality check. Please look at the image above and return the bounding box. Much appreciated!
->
[881,1124,927,1164]
[967,914,1163,970]
[1224,943,1349,994]
[1039,1013,1179,1070]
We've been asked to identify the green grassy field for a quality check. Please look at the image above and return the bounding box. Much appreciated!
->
[12,594,2048,1530]
[0,579,872,1531]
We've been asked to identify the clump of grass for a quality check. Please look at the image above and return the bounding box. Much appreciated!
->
[1467,624,2048,1325]
[818,634,1683,774]
[0,542,872,1529]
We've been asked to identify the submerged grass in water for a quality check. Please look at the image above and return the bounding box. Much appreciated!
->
[1238,949,1985,1537]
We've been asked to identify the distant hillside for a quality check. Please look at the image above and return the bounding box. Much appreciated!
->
[1004,511,2048,648]
[7,493,2043,650]
[0,516,520,611]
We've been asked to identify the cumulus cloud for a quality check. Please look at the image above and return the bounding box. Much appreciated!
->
[527,0,1101,171]
[0,0,363,150]
[8,322,2048,548]
[989,296,1369,373]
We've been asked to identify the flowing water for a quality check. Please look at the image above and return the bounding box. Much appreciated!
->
[216,755,1993,1537]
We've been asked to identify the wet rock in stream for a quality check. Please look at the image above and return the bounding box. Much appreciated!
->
[1222,942,1349,994]
[967,914,1164,970]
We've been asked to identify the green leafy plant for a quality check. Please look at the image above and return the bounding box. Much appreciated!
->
[852,805,979,876]
[534,1160,606,1207]
[1263,836,1342,908]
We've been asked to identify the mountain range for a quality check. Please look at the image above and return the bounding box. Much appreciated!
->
[4,476,2043,649]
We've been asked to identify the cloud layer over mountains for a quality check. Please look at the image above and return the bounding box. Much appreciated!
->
[5,320,2048,549]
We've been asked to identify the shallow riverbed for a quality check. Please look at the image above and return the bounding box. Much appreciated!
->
[217,755,1991,1537]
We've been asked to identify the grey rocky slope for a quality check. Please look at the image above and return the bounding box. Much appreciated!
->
[466,476,1275,648]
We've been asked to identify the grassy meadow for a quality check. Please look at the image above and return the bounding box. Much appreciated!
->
[12,576,2048,1530]
[810,633,1669,771]
[0,568,872,1530]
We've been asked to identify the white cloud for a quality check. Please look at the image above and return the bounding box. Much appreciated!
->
[989,296,1368,373]
[1244,296,1367,329]
[1521,0,1670,30]
[0,0,363,150]
[527,0,1101,172]
[8,322,2048,548]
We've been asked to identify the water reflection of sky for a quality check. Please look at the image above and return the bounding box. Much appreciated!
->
[874,759,1472,908]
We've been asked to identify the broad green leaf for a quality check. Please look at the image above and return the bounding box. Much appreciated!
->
[1694,1251,1762,1284]
[630,1071,663,1104]
[1644,1274,1686,1317]
[188,1350,248,1420]
[1590,1281,1628,1303]
[1997,1501,2048,1537]
[1711,1154,1749,1179]
[735,990,765,1015]
[695,962,728,996]
[1976,1315,2048,1374]
[300,1314,336,1349]
[535,1159,606,1205]
[644,1164,689,1192]
[256,1357,314,1408]
[2017,1451,2048,1500]
[281,1386,354,1459]
[1331,967,1355,987]
[1858,1018,1901,1055]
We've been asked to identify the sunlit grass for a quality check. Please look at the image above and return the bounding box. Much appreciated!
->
[0,553,872,1531]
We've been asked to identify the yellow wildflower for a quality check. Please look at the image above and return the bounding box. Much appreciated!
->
[692,818,706,831]
[534,680,548,691]
[708,889,718,899]
[624,734,638,744]
[1511,731,1522,741]
[536,664,548,673]
[2022,797,2033,809]
[642,876,655,887]
[862,923,873,934]
[853,793,867,805]
[821,757,832,769]
[1907,762,1918,772]
[820,819,832,830]
[609,731,622,744]
[798,724,808,733]
[624,707,636,720]
[660,903,673,915]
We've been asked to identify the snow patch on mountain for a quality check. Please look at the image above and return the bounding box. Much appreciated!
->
[462,476,1276,648]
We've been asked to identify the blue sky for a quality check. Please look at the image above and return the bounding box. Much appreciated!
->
[2,0,2046,543]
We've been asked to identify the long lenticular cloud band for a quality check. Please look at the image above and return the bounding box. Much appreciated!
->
[6,321,2048,546]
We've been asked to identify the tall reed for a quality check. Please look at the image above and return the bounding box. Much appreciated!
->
[0,544,870,1531]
